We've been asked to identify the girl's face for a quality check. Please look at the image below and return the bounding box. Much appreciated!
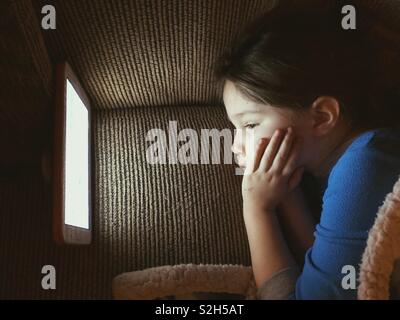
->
[223,80,313,169]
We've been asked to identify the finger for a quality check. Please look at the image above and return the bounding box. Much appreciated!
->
[258,129,285,172]
[243,128,257,175]
[282,136,303,176]
[288,166,305,190]
[270,127,294,173]
[253,138,269,171]
[244,137,268,175]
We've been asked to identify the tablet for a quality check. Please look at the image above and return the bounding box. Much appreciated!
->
[53,62,92,245]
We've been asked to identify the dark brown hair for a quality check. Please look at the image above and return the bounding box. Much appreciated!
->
[213,5,400,131]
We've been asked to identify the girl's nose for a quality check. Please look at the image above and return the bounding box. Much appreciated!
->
[231,130,243,154]
[231,143,240,154]
[231,133,243,155]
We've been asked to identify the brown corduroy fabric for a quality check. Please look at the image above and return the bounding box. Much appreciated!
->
[0,0,52,126]
[0,0,53,167]
[31,0,400,112]
[0,168,119,299]
[93,106,250,267]
[0,105,250,299]
[3,0,400,167]
[33,0,276,110]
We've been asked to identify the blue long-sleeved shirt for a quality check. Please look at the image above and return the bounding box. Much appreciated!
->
[292,127,400,299]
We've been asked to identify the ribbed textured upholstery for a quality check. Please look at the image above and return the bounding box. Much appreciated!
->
[2,0,400,154]
[0,106,249,299]
[0,0,53,167]
[34,0,275,109]
[93,106,248,266]
[0,169,113,299]
[0,0,52,126]
[31,0,400,110]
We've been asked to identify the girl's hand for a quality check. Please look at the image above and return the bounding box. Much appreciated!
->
[242,127,305,214]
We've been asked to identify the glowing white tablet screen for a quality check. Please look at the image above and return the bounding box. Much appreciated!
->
[64,79,89,229]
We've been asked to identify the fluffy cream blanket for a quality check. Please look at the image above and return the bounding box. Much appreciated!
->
[358,175,400,299]
[113,176,400,300]
[113,264,257,299]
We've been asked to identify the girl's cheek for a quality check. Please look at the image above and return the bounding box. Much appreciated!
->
[243,128,268,159]
[257,121,283,139]
[243,129,259,155]
[294,134,311,167]
[240,124,280,158]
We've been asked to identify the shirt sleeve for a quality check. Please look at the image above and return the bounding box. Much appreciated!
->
[294,144,400,299]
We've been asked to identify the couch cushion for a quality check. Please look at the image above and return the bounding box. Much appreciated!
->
[0,0,53,167]
[0,105,250,299]
[34,0,276,109]
[32,0,400,112]
[93,105,249,269]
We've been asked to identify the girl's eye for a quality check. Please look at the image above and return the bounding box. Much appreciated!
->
[244,123,258,129]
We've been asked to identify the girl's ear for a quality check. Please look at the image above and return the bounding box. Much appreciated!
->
[309,96,340,136]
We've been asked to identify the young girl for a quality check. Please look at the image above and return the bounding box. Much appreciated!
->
[213,7,400,299]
